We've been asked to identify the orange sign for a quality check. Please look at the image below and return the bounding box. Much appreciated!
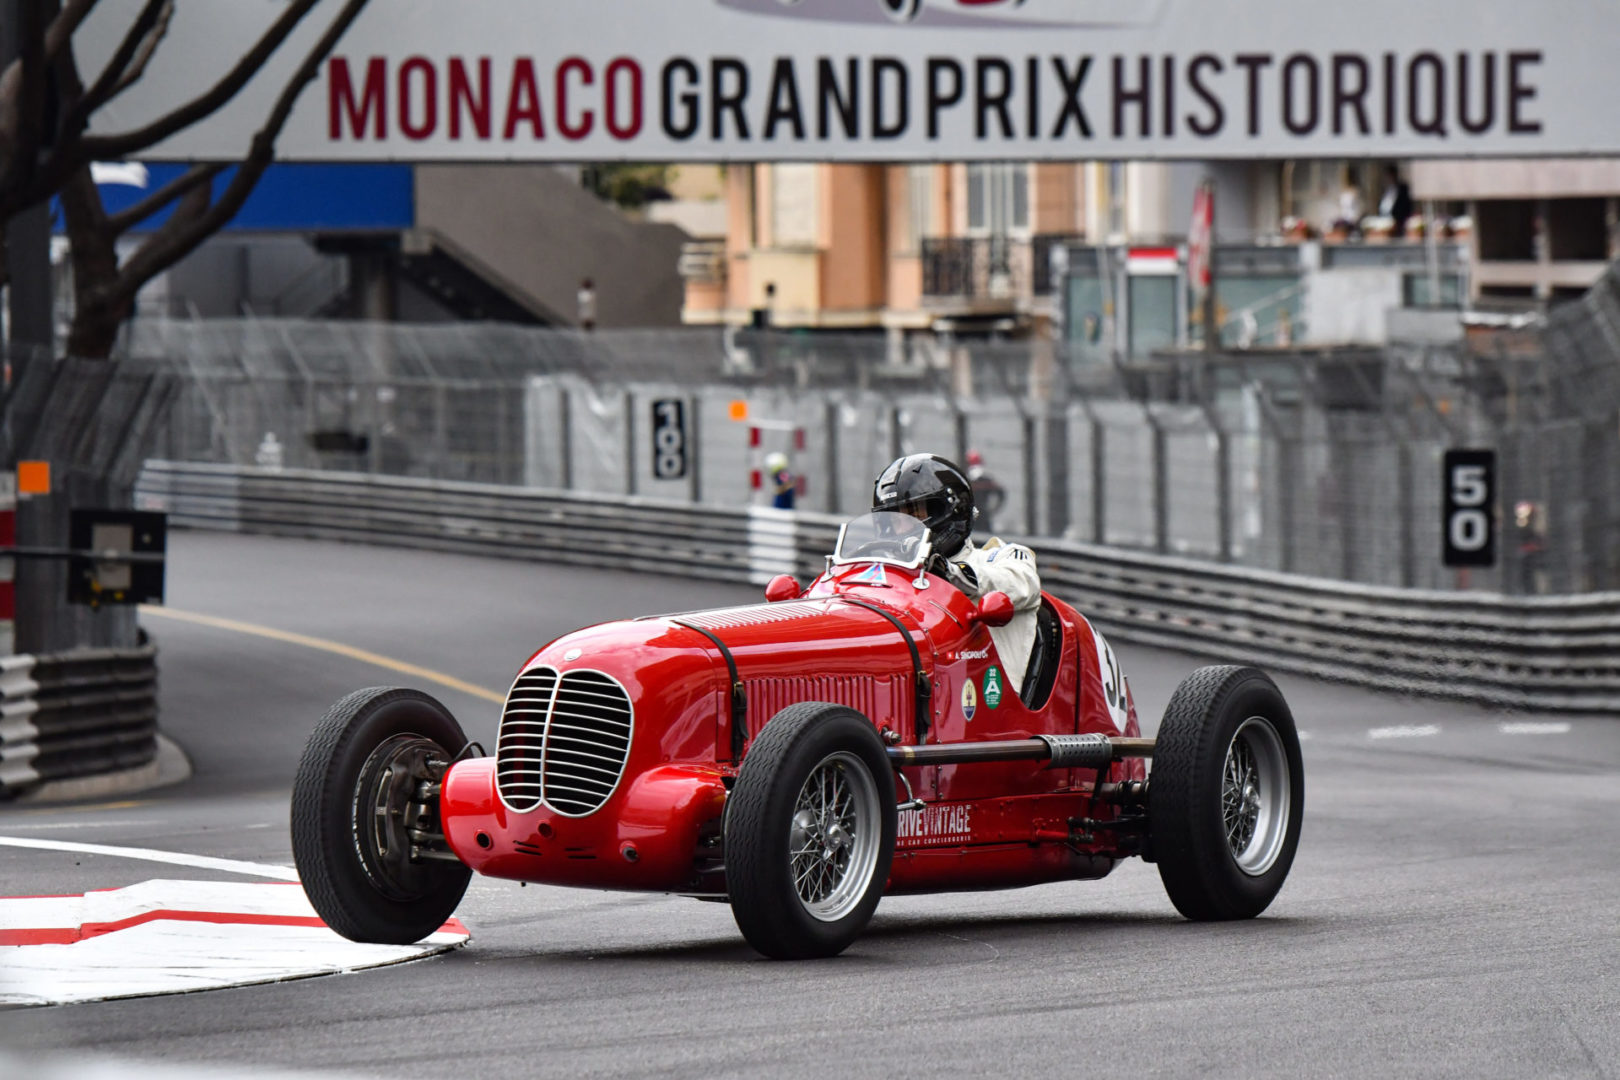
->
[17,461,50,495]
[728,400,749,422]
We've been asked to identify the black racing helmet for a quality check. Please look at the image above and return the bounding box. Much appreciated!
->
[872,453,976,556]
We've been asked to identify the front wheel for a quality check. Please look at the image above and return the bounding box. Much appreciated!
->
[291,687,472,944]
[1148,666,1304,920]
[726,702,897,959]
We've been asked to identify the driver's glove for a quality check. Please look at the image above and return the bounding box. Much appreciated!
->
[945,560,979,594]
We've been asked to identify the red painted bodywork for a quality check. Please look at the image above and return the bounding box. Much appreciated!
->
[440,560,1147,897]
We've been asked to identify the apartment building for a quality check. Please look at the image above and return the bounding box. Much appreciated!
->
[679,159,1391,337]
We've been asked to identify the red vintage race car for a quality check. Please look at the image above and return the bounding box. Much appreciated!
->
[291,511,1304,959]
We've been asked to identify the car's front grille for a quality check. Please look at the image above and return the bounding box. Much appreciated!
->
[496,667,633,816]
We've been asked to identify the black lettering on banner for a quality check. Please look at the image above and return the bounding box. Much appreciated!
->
[1509,50,1542,134]
[765,57,806,139]
[1382,51,1398,135]
[1331,53,1370,135]
[711,57,750,140]
[873,57,909,138]
[662,58,700,140]
[1113,54,1151,137]
[976,57,1014,139]
[1442,449,1495,568]
[927,57,964,139]
[1026,55,1040,138]
[1186,53,1224,136]
[1234,53,1271,136]
[1407,51,1447,137]
[1282,53,1319,135]
[819,57,860,139]
[1051,56,1093,138]
[1457,52,1495,134]
[651,399,687,481]
[1161,54,1175,138]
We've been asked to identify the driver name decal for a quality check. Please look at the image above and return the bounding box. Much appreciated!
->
[897,803,974,845]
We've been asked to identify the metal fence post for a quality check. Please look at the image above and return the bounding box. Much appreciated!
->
[688,393,703,505]
[1023,413,1039,535]
[824,399,842,515]
[558,384,574,491]
[1045,411,1070,539]
[1091,421,1107,544]
[889,404,904,460]
[1151,414,1169,554]
[1398,442,1416,588]
[624,388,637,496]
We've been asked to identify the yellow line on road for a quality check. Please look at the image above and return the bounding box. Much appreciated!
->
[139,605,505,704]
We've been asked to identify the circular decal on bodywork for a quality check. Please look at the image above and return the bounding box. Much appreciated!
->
[961,679,977,721]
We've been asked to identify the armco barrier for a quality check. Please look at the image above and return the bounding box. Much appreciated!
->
[0,641,159,798]
[137,461,1620,715]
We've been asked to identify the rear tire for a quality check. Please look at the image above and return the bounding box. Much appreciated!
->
[291,687,472,944]
[1149,666,1304,920]
[726,703,897,959]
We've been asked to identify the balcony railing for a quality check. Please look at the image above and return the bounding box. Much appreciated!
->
[921,234,1078,302]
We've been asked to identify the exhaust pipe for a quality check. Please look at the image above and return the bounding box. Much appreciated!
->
[887,733,1154,771]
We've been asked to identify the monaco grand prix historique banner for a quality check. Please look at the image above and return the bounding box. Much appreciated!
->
[78,0,1620,162]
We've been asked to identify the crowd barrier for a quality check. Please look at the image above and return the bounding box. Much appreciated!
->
[136,460,1620,715]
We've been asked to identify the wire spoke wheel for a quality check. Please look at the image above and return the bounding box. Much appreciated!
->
[786,752,882,921]
[1149,666,1305,921]
[1220,717,1291,876]
[726,703,897,959]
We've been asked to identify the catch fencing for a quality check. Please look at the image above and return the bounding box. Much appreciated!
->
[137,461,1620,714]
[122,293,1620,596]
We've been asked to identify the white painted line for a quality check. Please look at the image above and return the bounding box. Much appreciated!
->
[0,836,298,881]
[1499,721,1573,735]
[1368,724,1442,740]
[0,879,467,1006]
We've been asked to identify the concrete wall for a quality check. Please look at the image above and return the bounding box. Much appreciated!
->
[415,165,689,328]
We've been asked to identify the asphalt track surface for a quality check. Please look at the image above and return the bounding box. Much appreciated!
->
[3,532,1620,1078]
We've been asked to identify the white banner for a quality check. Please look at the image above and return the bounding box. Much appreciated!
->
[79,0,1620,161]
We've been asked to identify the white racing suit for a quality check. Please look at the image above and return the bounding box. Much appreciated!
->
[942,537,1042,693]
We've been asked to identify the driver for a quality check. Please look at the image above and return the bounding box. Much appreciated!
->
[872,454,1042,692]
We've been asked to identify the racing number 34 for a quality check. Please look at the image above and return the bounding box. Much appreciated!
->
[1443,449,1496,568]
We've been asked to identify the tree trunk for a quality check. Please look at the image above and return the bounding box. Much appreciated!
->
[57,162,128,359]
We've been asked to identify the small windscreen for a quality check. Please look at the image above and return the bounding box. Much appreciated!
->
[832,512,933,569]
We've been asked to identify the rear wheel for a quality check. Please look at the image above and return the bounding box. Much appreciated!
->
[291,687,472,944]
[1148,666,1304,920]
[726,703,897,959]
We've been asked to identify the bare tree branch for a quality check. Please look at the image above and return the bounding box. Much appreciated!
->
[112,0,369,294]
[105,161,225,236]
[105,0,174,98]
[44,0,99,64]
[72,0,170,121]
[79,0,321,161]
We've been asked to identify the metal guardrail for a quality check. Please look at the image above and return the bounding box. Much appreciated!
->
[138,461,1620,715]
[0,640,159,798]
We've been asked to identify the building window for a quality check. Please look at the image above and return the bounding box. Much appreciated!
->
[966,163,1029,235]
[906,165,933,253]
[771,164,818,248]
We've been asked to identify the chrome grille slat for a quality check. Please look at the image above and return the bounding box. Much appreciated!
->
[496,665,633,817]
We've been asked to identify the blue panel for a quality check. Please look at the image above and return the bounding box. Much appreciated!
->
[53,162,414,233]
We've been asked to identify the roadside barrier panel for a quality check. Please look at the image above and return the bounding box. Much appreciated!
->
[137,461,1620,715]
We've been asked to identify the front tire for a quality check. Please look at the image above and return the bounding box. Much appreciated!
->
[291,687,472,944]
[726,703,897,959]
[1149,666,1304,920]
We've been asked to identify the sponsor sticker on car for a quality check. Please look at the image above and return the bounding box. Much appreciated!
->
[983,666,1003,708]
